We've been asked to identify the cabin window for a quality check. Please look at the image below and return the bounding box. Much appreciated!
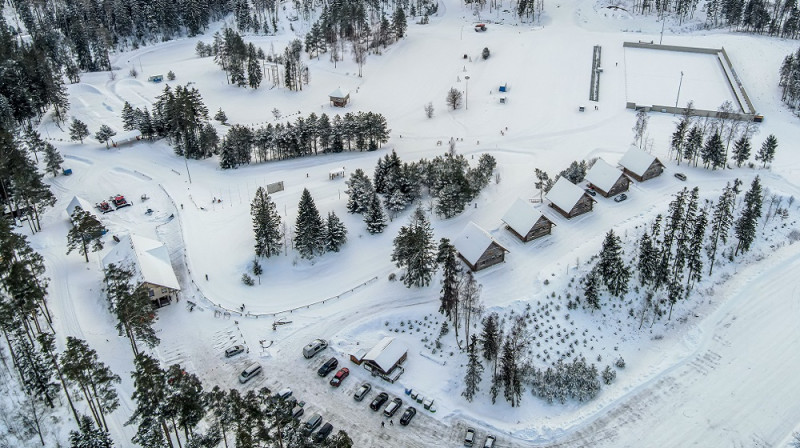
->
[161,288,168,293]
[149,289,155,297]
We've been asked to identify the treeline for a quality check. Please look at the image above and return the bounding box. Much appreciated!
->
[580,178,775,327]
[668,102,777,169]
[780,46,800,112]
[219,111,390,169]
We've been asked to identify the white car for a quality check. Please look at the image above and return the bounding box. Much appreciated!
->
[225,345,245,358]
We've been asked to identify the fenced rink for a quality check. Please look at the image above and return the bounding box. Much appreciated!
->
[623,42,757,119]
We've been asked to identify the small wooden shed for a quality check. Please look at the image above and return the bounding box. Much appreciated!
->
[585,158,631,198]
[546,177,595,219]
[329,87,350,107]
[618,147,665,182]
[454,222,509,271]
[501,198,555,242]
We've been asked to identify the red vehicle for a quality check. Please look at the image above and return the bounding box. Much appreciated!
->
[96,201,114,214]
[112,195,132,209]
[474,23,487,32]
[329,367,349,387]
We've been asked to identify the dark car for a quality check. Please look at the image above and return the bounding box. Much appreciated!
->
[384,397,402,417]
[399,406,416,426]
[354,383,371,401]
[330,367,349,387]
[370,392,389,411]
[317,357,338,377]
[613,193,628,202]
[584,187,597,196]
[674,172,687,181]
[291,405,304,420]
[313,422,333,442]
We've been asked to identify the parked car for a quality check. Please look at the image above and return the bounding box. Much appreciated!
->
[302,413,322,435]
[225,345,245,358]
[313,422,333,442]
[674,172,687,181]
[291,405,305,420]
[317,357,338,377]
[354,383,372,401]
[277,387,293,400]
[584,187,597,196]
[614,193,628,202]
[303,339,328,358]
[483,435,496,448]
[370,392,389,411]
[330,367,349,387]
[384,397,402,417]
[464,428,476,446]
[399,406,416,426]
[238,363,262,384]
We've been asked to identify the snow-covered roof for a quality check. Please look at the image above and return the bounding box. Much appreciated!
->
[66,196,94,217]
[103,234,180,291]
[618,146,661,176]
[501,198,547,236]
[110,130,142,144]
[585,158,625,192]
[329,87,349,99]
[363,337,407,373]
[329,167,345,174]
[454,222,505,265]
[546,177,587,211]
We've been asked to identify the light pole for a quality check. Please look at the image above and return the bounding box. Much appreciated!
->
[465,75,470,110]
[659,17,665,45]
[675,71,684,108]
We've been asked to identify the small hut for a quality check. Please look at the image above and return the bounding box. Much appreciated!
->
[109,130,142,148]
[329,167,345,179]
[362,337,407,376]
[454,222,509,271]
[618,147,665,182]
[501,198,555,242]
[329,88,350,107]
[65,196,94,218]
[546,178,595,219]
[585,158,631,198]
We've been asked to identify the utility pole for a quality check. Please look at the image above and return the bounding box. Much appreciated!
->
[659,18,666,45]
[465,75,470,110]
[675,71,684,108]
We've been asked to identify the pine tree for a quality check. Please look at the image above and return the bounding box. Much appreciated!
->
[294,188,324,258]
[214,108,228,123]
[251,186,283,258]
[734,176,763,256]
[446,87,463,110]
[731,135,751,167]
[755,134,777,167]
[686,206,708,291]
[707,179,741,274]
[69,415,114,448]
[637,230,658,287]
[437,238,461,321]
[671,118,689,162]
[43,142,64,176]
[122,102,137,130]
[462,335,484,402]
[345,169,373,214]
[596,229,630,297]
[95,125,117,146]
[392,6,407,39]
[702,132,726,169]
[683,125,704,166]
[323,211,348,252]
[103,264,160,355]
[583,267,601,311]
[479,313,500,371]
[67,208,106,263]
[127,354,169,447]
[61,337,121,432]
[391,207,437,288]
[164,364,206,441]
[364,191,387,234]
[70,118,91,143]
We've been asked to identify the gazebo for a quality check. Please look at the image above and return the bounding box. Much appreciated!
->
[329,87,350,107]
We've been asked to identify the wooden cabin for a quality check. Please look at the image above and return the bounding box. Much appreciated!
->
[546,177,595,219]
[501,198,555,242]
[585,158,631,198]
[102,234,181,307]
[329,87,350,107]
[362,337,407,376]
[454,222,509,271]
[618,147,665,182]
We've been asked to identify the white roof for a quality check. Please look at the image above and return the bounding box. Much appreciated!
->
[619,146,660,176]
[363,337,407,372]
[501,198,547,236]
[546,177,587,211]
[66,196,93,216]
[103,234,180,291]
[585,158,625,192]
[329,87,349,98]
[110,130,142,144]
[453,222,505,265]
[329,167,345,174]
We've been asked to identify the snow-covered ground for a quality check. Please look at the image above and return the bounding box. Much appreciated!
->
[22,0,800,445]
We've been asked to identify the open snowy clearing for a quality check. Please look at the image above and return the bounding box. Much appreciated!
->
[28,0,800,444]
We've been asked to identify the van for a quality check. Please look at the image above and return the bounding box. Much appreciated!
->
[313,422,333,442]
[303,339,328,359]
[302,413,322,434]
[238,363,262,384]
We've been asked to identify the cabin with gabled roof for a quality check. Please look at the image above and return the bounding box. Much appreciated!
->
[500,198,555,242]
[546,177,595,219]
[618,147,665,182]
[453,222,509,271]
[585,158,631,198]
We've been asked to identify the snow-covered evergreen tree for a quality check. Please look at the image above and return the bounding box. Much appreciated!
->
[364,191,387,234]
[323,211,348,252]
[702,132,726,169]
[462,335,484,402]
[707,179,740,274]
[61,337,121,432]
[43,143,64,177]
[755,134,777,167]
[67,208,106,263]
[391,207,437,287]
[596,229,630,297]
[637,229,658,287]
[671,118,689,162]
[436,238,460,320]
[251,186,283,258]
[583,267,601,311]
[734,176,763,256]
[683,125,704,166]
[480,312,501,374]
[731,134,751,167]
[70,118,90,143]
[294,188,324,259]
[94,125,117,145]
[69,415,114,448]
[345,169,373,214]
